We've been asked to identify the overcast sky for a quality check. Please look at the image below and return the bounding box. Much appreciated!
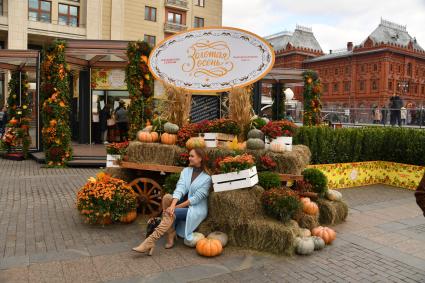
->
[222,0,425,53]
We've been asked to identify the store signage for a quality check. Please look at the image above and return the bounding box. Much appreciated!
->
[91,69,126,90]
[149,27,275,93]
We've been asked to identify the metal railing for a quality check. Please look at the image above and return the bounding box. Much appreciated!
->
[164,22,187,33]
[165,0,189,9]
[261,105,425,128]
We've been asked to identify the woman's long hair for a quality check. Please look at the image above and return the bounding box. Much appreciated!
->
[190,148,211,175]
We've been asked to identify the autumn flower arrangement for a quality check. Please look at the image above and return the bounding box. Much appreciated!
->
[262,188,302,223]
[261,120,297,139]
[105,141,129,155]
[217,153,255,173]
[76,172,137,224]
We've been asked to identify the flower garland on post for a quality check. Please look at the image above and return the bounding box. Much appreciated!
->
[40,40,72,167]
[302,70,322,126]
[125,41,154,140]
[1,71,31,157]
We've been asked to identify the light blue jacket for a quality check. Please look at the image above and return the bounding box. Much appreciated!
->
[172,167,211,241]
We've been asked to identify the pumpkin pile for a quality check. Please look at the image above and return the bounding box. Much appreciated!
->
[295,226,336,255]
[182,231,226,257]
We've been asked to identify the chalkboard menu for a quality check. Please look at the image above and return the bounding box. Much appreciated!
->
[190,95,220,123]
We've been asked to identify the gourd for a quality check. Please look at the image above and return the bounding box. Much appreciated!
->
[164,122,179,134]
[207,231,228,247]
[184,232,205,247]
[326,189,342,201]
[269,140,286,153]
[311,226,336,245]
[295,237,315,255]
[312,236,325,250]
[301,197,319,215]
[299,228,311,237]
[247,129,264,140]
[161,133,177,145]
[119,210,137,223]
[196,238,223,257]
[246,138,265,150]
[186,137,206,150]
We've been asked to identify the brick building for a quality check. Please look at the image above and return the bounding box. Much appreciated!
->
[266,19,425,109]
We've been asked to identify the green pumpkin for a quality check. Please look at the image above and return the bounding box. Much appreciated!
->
[184,232,205,248]
[207,231,228,247]
[164,122,180,134]
[326,189,342,201]
[295,237,315,255]
[246,138,265,150]
[312,236,325,250]
[247,129,264,140]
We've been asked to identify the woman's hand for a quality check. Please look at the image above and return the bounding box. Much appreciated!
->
[165,205,175,216]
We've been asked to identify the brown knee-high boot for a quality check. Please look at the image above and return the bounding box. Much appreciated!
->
[132,194,175,255]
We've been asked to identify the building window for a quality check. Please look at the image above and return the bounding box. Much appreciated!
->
[145,6,156,22]
[58,3,79,27]
[407,63,412,76]
[334,68,338,75]
[398,65,401,73]
[167,12,182,24]
[421,85,425,94]
[333,82,339,93]
[344,81,350,92]
[144,35,156,47]
[345,66,350,74]
[0,0,3,16]
[359,80,365,91]
[323,83,328,93]
[373,64,378,72]
[372,80,378,91]
[361,65,365,72]
[324,69,328,75]
[414,84,418,94]
[28,0,51,23]
[194,17,204,28]
[388,80,393,90]
[390,64,393,72]
[195,0,205,7]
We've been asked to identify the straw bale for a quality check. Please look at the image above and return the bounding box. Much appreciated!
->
[126,141,185,165]
[317,199,348,225]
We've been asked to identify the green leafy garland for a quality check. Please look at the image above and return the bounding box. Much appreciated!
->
[125,41,154,140]
[40,40,72,167]
[1,71,31,157]
[302,70,322,126]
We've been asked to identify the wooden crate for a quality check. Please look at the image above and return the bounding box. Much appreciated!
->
[199,133,235,148]
[212,166,258,192]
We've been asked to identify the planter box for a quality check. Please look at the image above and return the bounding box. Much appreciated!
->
[106,154,120,168]
[212,166,258,192]
[199,132,235,148]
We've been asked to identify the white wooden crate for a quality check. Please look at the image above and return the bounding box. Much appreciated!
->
[212,166,258,192]
[106,154,120,168]
[199,133,235,148]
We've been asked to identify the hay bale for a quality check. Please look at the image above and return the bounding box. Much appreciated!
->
[317,199,348,225]
[126,142,185,165]
[208,185,265,225]
[297,213,319,230]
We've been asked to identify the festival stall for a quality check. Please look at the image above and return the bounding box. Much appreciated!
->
[76,27,348,256]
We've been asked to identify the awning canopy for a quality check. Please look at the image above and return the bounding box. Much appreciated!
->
[262,68,305,85]
[0,49,39,73]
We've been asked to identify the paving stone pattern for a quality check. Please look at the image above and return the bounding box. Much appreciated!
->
[1,159,425,282]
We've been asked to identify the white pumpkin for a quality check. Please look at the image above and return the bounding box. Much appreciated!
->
[207,231,228,247]
[299,228,311,238]
[269,140,286,153]
[326,189,342,201]
[312,236,325,250]
[295,237,315,255]
[184,232,205,248]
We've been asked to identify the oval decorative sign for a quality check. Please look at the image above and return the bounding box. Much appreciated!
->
[148,27,275,93]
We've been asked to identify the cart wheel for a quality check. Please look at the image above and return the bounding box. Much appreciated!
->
[129,178,163,216]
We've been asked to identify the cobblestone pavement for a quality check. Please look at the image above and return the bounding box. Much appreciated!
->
[1,159,425,282]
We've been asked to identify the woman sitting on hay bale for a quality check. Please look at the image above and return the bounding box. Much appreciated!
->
[132,148,211,255]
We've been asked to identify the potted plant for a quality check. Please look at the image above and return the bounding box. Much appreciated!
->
[262,120,297,152]
[76,172,137,224]
[105,141,129,167]
[199,119,241,148]
[212,153,258,192]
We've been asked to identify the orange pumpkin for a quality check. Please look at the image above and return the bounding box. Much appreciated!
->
[120,210,137,223]
[151,132,159,142]
[9,118,18,126]
[196,238,223,257]
[137,131,158,143]
[161,133,177,145]
[311,226,336,244]
[186,137,206,150]
[301,197,319,215]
